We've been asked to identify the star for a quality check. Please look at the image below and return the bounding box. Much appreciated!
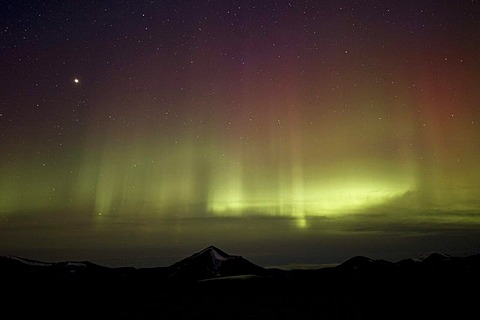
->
[74,78,79,84]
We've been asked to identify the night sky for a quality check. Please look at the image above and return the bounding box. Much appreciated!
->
[1,0,480,267]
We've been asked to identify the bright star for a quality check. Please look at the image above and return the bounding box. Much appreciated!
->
[74,78,79,84]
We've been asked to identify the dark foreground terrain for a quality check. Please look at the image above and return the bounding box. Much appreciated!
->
[1,246,479,319]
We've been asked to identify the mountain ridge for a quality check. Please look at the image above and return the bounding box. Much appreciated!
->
[1,247,479,319]
[1,247,475,275]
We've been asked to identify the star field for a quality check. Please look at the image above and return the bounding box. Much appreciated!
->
[1,1,480,266]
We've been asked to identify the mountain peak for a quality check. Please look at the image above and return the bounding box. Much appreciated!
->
[167,246,265,280]
[336,256,373,270]
[178,246,237,273]
[421,252,452,263]
[336,255,393,273]
[204,245,222,251]
[413,252,451,262]
[193,246,232,261]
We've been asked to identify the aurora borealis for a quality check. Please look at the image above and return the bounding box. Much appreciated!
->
[1,1,480,266]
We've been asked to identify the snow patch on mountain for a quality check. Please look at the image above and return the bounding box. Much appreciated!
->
[8,256,52,267]
[412,252,451,262]
[64,261,88,268]
[185,245,232,270]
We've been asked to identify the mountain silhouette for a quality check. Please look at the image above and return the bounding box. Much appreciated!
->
[1,247,480,319]
[167,245,266,281]
[336,255,393,271]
